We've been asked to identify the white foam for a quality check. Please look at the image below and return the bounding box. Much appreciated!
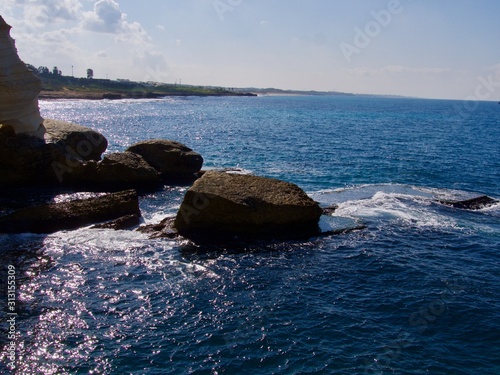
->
[336,191,458,230]
[479,201,500,217]
[315,185,460,231]
[311,183,432,206]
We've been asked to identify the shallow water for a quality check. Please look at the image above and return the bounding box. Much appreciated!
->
[1,96,499,374]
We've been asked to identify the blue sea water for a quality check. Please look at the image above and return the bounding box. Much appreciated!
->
[1,95,499,374]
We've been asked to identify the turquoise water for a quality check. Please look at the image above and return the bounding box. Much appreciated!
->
[1,95,499,374]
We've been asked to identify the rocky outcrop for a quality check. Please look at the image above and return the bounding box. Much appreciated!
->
[126,139,203,176]
[0,16,44,137]
[44,119,107,161]
[137,217,178,239]
[91,214,141,230]
[68,152,160,188]
[0,190,140,234]
[174,171,323,240]
[1,120,203,189]
[0,120,108,186]
[438,195,498,210]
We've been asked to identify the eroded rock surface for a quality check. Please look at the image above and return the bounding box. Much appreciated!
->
[0,120,108,186]
[174,171,323,240]
[127,139,203,176]
[0,16,44,137]
[0,190,140,233]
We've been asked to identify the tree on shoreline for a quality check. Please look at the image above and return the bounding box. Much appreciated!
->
[37,66,50,76]
[52,66,62,76]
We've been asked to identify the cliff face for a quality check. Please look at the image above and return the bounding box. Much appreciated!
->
[0,15,44,137]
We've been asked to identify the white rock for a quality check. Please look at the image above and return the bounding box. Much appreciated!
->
[0,16,44,137]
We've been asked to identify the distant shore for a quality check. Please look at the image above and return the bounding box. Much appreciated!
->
[39,90,110,100]
[38,89,257,100]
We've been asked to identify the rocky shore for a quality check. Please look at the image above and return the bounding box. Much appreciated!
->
[1,15,497,245]
[38,89,257,101]
[0,14,326,243]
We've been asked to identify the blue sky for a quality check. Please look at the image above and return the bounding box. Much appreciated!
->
[1,0,499,100]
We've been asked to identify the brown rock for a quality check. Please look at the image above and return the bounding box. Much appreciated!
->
[91,214,141,230]
[0,190,141,233]
[44,119,107,161]
[174,171,323,240]
[0,119,108,186]
[127,139,203,175]
[78,152,159,186]
[70,152,160,188]
[137,217,179,239]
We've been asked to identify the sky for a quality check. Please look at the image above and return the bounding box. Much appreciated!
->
[1,0,499,100]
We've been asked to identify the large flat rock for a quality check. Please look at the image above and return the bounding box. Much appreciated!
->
[174,171,323,240]
[0,189,140,233]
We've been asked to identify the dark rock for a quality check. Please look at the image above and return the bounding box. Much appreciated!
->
[0,119,108,186]
[322,205,339,215]
[102,93,122,100]
[137,217,179,239]
[438,195,498,210]
[174,171,323,240]
[44,119,107,161]
[0,129,59,185]
[0,124,16,137]
[0,190,140,234]
[91,214,141,230]
[317,215,366,237]
[127,139,203,176]
[69,152,160,188]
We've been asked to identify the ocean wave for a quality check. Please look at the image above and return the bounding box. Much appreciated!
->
[313,184,468,231]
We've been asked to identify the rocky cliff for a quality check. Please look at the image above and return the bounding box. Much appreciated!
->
[0,16,44,137]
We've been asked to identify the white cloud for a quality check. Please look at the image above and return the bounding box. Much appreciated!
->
[2,0,168,83]
[82,0,122,33]
[81,0,150,44]
[20,0,82,29]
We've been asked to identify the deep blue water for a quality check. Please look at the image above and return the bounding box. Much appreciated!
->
[1,95,499,374]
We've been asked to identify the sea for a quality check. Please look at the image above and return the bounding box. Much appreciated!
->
[1,95,499,374]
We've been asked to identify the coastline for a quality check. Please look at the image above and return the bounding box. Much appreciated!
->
[39,89,257,100]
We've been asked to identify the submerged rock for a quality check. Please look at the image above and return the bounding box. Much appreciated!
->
[174,171,323,240]
[137,217,179,239]
[91,214,141,230]
[438,195,498,210]
[126,139,203,176]
[0,16,44,137]
[0,190,141,234]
